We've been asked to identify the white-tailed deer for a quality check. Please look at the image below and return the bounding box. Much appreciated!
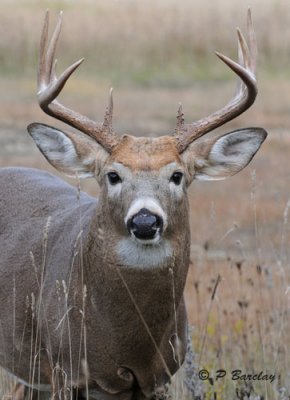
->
[0,10,266,400]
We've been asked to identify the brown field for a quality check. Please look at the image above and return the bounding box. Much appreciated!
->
[1,0,290,399]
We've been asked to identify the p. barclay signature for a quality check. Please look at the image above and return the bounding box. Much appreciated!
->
[199,369,278,383]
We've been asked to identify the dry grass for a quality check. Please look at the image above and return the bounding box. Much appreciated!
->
[1,0,290,399]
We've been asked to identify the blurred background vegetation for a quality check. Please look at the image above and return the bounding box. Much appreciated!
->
[1,0,290,83]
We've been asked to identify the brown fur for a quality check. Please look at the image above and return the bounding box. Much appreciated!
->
[110,135,181,171]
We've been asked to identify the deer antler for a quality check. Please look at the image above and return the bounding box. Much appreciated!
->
[37,10,119,153]
[175,9,258,153]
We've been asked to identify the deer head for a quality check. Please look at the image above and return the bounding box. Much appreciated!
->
[28,10,266,252]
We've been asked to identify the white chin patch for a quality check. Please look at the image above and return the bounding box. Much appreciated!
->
[130,231,161,245]
[117,238,173,269]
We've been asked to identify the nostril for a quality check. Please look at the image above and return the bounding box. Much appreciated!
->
[155,215,163,230]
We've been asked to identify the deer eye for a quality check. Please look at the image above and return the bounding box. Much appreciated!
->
[170,172,183,185]
[107,172,122,185]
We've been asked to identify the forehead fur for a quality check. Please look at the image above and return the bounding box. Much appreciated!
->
[109,135,181,171]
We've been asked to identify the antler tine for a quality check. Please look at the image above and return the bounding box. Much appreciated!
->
[45,11,63,84]
[103,88,114,134]
[38,10,49,89]
[38,57,85,107]
[175,10,258,153]
[175,102,185,135]
[237,29,251,71]
[37,11,120,153]
[215,52,256,91]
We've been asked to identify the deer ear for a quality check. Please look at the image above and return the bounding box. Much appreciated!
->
[27,123,109,179]
[181,128,267,182]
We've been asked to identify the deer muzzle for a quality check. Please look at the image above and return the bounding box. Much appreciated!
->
[127,208,163,241]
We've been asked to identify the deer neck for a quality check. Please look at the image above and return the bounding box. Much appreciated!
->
[83,200,191,322]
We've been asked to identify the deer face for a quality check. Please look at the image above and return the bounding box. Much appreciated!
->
[28,123,266,250]
[103,136,187,245]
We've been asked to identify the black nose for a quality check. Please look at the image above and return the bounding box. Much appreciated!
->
[127,208,163,240]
